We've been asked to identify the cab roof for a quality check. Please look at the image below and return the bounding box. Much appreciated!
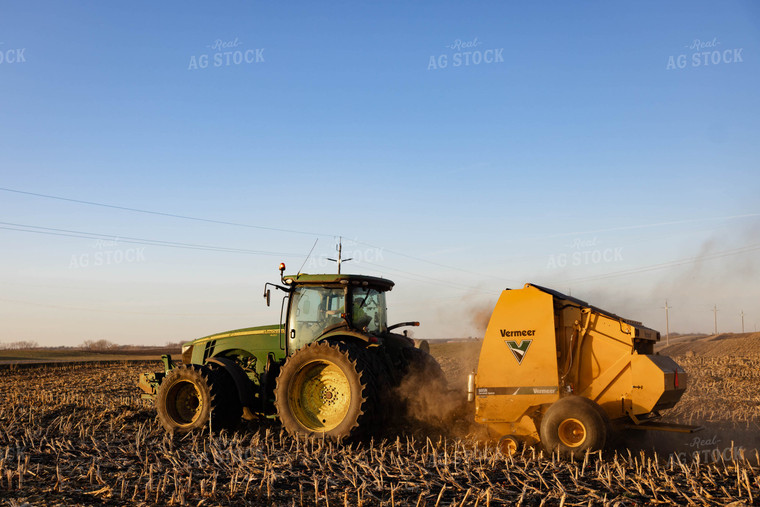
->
[284,273,394,291]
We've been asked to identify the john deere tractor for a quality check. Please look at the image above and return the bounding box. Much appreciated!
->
[139,263,441,440]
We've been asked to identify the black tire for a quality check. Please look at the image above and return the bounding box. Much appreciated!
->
[354,345,391,432]
[155,364,239,433]
[205,363,243,431]
[540,396,607,457]
[402,346,446,387]
[413,339,430,354]
[274,341,377,440]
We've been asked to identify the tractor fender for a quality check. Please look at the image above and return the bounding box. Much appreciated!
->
[319,329,377,345]
[206,356,256,413]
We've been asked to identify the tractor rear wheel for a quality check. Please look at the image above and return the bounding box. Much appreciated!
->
[155,364,239,433]
[539,396,607,457]
[274,341,376,440]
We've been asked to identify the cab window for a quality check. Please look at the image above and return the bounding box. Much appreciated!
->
[288,286,345,352]
[350,287,387,334]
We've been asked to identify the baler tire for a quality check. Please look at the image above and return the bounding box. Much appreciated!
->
[156,364,238,434]
[540,396,607,458]
[498,435,521,456]
[274,341,376,441]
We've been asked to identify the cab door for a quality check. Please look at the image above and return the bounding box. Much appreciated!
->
[286,286,345,354]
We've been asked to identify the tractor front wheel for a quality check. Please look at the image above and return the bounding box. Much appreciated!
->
[539,396,607,457]
[155,364,239,433]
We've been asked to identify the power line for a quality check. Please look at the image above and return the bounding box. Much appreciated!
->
[359,259,502,295]
[1,220,501,294]
[354,239,522,285]
[531,213,760,240]
[560,242,760,284]
[1,218,501,295]
[5,186,757,291]
[0,297,250,317]
[1,186,510,280]
[663,300,671,346]
[0,221,301,257]
[712,304,719,334]
[0,186,332,238]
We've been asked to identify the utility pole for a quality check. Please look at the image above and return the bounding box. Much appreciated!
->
[327,237,352,274]
[740,310,745,333]
[663,300,671,346]
[712,305,718,334]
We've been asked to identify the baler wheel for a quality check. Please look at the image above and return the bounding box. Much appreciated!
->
[540,396,607,457]
[557,418,586,447]
[498,435,520,456]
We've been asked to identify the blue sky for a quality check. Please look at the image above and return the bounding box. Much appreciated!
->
[1,1,759,345]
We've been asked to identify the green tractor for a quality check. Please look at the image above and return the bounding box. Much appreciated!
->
[139,263,442,440]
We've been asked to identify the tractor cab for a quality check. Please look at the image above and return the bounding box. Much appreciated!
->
[267,268,395,355]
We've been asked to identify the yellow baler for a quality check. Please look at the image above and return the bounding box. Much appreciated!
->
[470,283,699,455]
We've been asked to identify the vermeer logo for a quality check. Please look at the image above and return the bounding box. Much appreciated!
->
[505,339,532,364]
[500,329,535,337]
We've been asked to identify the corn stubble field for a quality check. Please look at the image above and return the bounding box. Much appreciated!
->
[1,338,759,506]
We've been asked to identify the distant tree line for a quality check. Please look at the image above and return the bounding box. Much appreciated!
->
[0,340,184,351]
[0,340,40,350]
[81,339,118,351]
[79,340,185,351]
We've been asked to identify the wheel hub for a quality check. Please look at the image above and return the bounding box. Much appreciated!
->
[558,418,586,448]
[167,380,203,425]
[290,360,351,431]
[498,436,519,455]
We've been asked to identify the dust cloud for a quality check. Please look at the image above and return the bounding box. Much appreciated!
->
[470,303,494,334]
[650,220,760,330]
[392,353,475,438]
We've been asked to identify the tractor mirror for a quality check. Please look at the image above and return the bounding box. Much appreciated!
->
[265,289,271,307]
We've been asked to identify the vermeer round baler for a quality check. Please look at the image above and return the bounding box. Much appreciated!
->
[469,283,700,456]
